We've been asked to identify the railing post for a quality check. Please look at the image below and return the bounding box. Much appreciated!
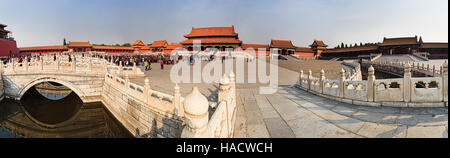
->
[319,69,325,94]
[229,72,236,91]
[367,66,375,102]
[125,73,129,89]
[181,87,210,138]
[119,61,123,74]
[24,56,29,72]
[404,63,412,103]
[174,83,183,117]
[40,56,43,71]
[219,74,231,137]
[307,70,312,91]
[72,56,76,71]
[133,62,137,74]
[56,55,60,71]
[339,69,346,98]
[144,77,150,98]
[11,59,15,72]
[443,61,448,103]
[299,70,304,85]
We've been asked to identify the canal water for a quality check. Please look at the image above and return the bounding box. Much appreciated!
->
[0,82,133,138]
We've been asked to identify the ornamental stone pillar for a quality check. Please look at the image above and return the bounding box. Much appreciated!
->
[229,72,236,91]
[181,87,210,138]
[133,62,137,74]
[307,70,312,91]
[404,63,412,102]
[219,74,231,137]
[298,70,304,86]
[125,73,130,89]
[40,56,44,71]
[367,66,376,102]
[174,83,183,117]
[24,56,29,72]
[56,56,60,71]
[118,61,123,74]
[72,56,76,71]
[319,69,325,94]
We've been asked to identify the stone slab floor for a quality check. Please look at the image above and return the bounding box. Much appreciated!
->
[234,86,448,138]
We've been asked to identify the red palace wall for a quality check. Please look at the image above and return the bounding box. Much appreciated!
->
[0,39,18,56]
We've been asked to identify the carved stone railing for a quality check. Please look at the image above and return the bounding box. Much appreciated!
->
[0,55,144,77]
[104,72,185,117]
[342,61,363,81]
[296,61,448,108]
[364,60,447,77]
[181,72,237,138]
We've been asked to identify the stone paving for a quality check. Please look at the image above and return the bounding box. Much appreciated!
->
[234,86,448,138]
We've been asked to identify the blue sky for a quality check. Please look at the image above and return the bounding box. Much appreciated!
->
[0,0,448,47]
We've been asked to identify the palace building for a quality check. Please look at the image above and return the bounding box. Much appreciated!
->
[0,24,18,57]
[163,43,184,53]
[180,26,243,51]
[310,40,328,56]
[320,36,448,60]
[150,40,168,52]
[269,40,296,55]
[14,25,446,60]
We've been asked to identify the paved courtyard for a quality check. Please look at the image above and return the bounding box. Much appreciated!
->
[130,59,448,138]
[234,86,448,138]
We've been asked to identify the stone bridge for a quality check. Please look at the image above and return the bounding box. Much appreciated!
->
[1,55,238,138]
[0,55,143,103]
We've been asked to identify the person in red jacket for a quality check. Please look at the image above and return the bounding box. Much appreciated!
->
[160,59,164,70]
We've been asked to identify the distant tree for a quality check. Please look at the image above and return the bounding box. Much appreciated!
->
[345,44,348,48]
[341,43,344,48]
[355,43,358,47]
[122,43,131,47]
[63,38,67,46]
[360,42,363,46]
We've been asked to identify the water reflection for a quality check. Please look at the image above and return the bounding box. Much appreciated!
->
[0,82,133,138]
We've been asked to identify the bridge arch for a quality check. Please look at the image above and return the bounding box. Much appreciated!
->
[18,77,87,102]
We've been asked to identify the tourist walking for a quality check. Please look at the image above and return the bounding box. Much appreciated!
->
[144,60,149,71]
[160,59,164,70]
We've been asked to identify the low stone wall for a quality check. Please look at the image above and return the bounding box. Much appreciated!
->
[296,62,448,108]
[364,60,444,77]
[101,73,184,138]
